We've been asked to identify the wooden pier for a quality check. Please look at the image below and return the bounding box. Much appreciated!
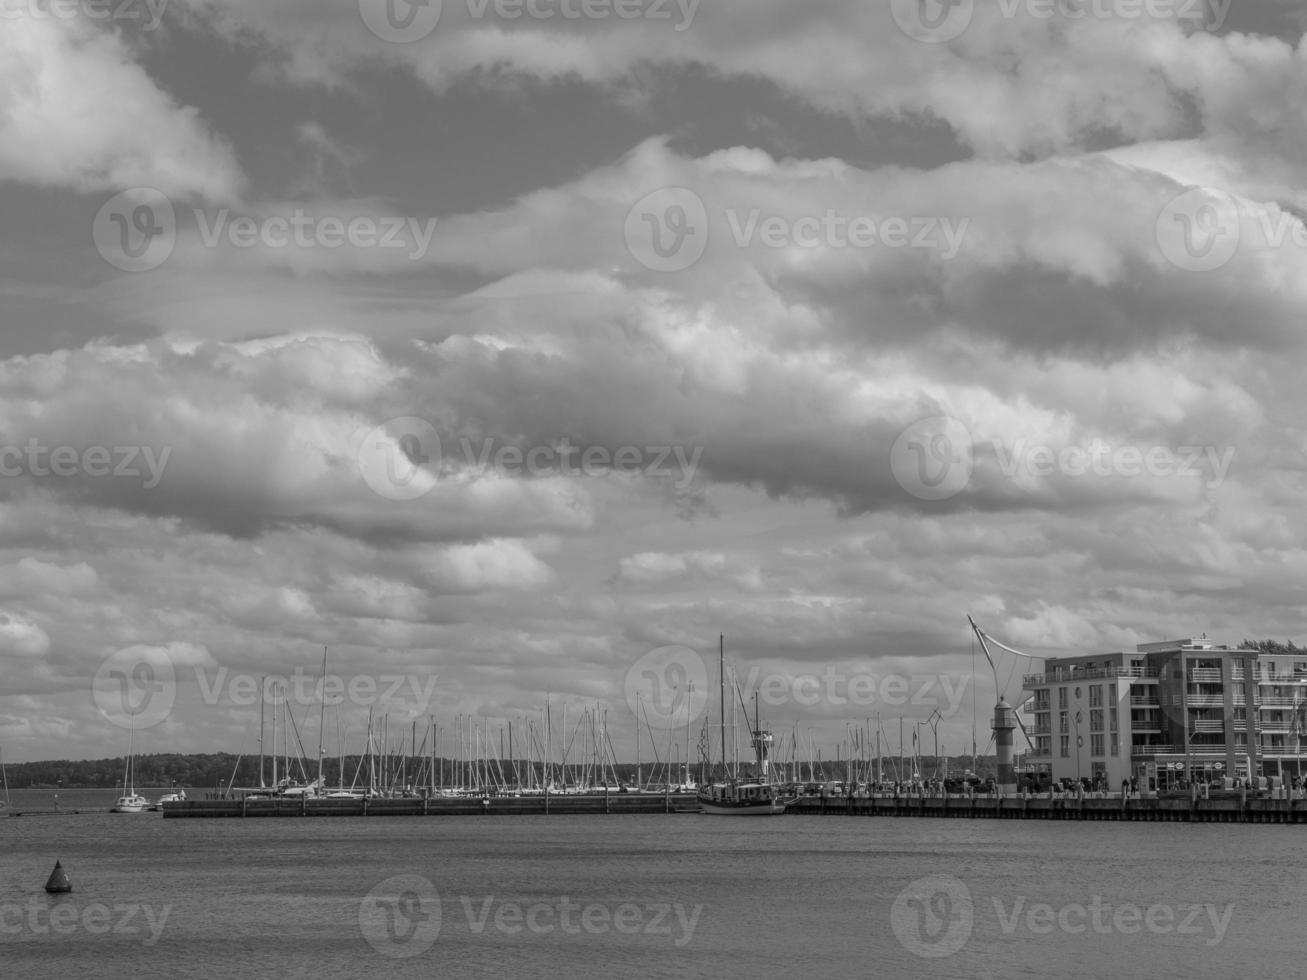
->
[788,791,1307,823]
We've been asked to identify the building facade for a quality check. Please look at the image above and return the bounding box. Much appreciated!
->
[1021,638,1307,788]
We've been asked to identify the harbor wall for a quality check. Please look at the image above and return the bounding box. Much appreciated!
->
[162,791,701,818]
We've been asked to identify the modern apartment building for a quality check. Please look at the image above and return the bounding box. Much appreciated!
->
[1021,638,1307,788]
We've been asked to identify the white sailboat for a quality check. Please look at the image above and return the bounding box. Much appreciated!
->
[697,634,792,816]
[111,721,149,813]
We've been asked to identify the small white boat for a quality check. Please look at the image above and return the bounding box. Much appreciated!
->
[149,790,187,810]
[111,793,150,813]
[111,722,149,813]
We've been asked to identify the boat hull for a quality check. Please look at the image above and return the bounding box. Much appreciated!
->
[697,798,789,815]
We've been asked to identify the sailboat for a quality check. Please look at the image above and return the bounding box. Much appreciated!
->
[696,635,792,816]
[1,745,9,808]
[110,721,149,813]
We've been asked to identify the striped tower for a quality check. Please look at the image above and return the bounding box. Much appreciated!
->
[993,699,1017,794]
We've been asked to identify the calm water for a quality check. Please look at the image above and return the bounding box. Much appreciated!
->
[1,788,1304,978]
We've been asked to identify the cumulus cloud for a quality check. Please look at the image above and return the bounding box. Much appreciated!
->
[0,17,243,200]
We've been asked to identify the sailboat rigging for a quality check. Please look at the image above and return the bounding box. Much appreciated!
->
[696,634,792,816]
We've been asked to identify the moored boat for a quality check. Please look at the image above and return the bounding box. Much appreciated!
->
[696,635,793,816]
[111,723,150,813]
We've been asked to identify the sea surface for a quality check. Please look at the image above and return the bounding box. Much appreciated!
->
[1,787,1303,979]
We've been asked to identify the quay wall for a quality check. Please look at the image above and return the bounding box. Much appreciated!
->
[788,791,1307,823]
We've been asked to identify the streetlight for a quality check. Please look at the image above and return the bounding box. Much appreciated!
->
[1073,711,1083,787]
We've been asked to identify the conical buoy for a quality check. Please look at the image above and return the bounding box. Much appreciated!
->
[44,861,72,894]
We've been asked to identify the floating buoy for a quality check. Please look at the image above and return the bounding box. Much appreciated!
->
[44,861,72,894]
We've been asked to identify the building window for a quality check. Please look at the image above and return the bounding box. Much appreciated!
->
[1090,709,1103,733]
[1109,707,1118,731]
[1089,685,1102,707]
[1060,735,1070,758]
[1060,712,1068,734]
[1110,734,1119,756]
[1059,687,1068,709]
[1091,734,1104,756]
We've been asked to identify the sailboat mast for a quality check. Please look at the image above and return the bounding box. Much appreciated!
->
[718,633,726,780]
[317,647,328,792]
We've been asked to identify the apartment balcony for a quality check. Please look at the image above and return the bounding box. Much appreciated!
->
[1023,666,1157,687]
[1129,697,1159,707]
[1259,696,1303,707]
[1188,668,1224,683]
[1255,672,1307,684]
[1260,721,1293,734]
[1260,745,1307,757]
[1190,720,1227,734]
[1029,724,1052,736]
[1185,694,1226,707]
[1131,744,1177,756]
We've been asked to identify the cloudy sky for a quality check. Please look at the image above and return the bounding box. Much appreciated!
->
[3,0,1307,770]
